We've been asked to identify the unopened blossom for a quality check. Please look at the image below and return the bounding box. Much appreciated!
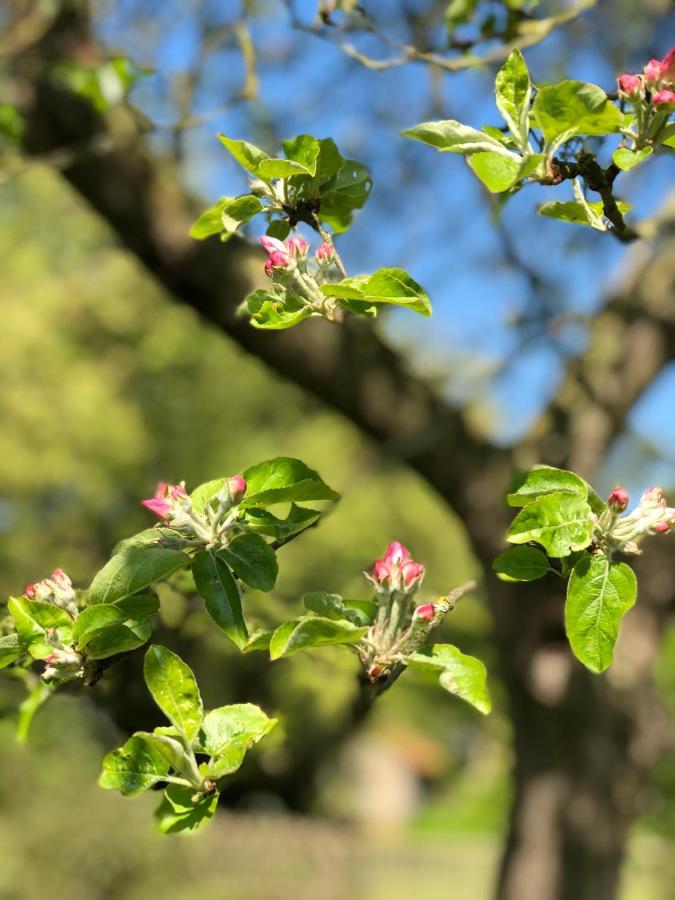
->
[286,236,309,257]
[141,482,187,520]
[368,541,425,593]
[414,603,435,621]
[24,568,78,617]
[260,236,291,276]
[652,89,675,111]
[315,242,334,261]
[228,475,247,502]
[607,487,629,512]
[617,74,643,100]
[644,47,675,88]
[609,486,675,548]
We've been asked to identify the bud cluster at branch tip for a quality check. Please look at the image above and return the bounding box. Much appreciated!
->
[24,568,78,619]
[617,46,675,108]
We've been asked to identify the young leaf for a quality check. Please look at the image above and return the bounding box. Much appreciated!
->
[565,553,637,673]
[192,551,248,648]
[8,597,71,658]
[538,199,631,229]
[495,49,532,150]
[506,493,594,557]
[317,160,372,227]
[246,290,313,330]
[492,546,550,582]
[507,466,588,507]
[190,477,226,513]
[321,268,431,317]
[99,734,170,796]
[406,644,491,714]
[0,633,24,669]
[217,135,269,175]
[85,620,152,660]
[242,504,322,541]
[612,147,653,172]
[242,629,274,653]
[143,645,204,742]
[154,784,219,834]
[241,457,339,507]
[219,535,278,592]
[190,195,263,240]
[402,120,512,155]
[303,591,369,626]
[88,546,189,605]
[73,604,126,646]
[532,81,621,149]
[280,134,321,175]
[468,152,523,193]
[198,704,276,757]
[134,731,202,784]
[269,616,366,660]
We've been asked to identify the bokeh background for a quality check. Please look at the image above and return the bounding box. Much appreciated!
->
[1,1,674,898]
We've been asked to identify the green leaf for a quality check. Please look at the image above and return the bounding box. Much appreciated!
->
[565,553,637,673]
[190,195,263,240]
[154,784,219,834]
[532,81,621,149]
[192,551,248,648]
[612,147,653,172]
[492,546,550,582]
[114,527,175,553]
[114,593,160,619]
[445,0,478,29]
[269,616,366,659]
[266,219,291,240]
[73,604,125,645]
[88,546,189,604]
[316,138,344,178]
[321,268,431,317]
[99,735,170,796]
[403,119,513,155]
[468,151,523,193]
[217,135,269,176]
[242,629,274,653]
[199,737,250,779]
[198,703,276,757]
[241,457,339,507]
[0,633,25,669]
[8,597,72,659]
[318,160,372,226]
[246,289,312,330]
[85,619,152,660]
[342,598,378,626]
[190,478,226,513]
[406,644,491,714]
[143,645,204,742]
[507,466,588,507]
[219,535,278,592]
[281,134,321,175]
[242,503,322,541]
[538,199,632,229]
[507,493,594,557]
[495,49,532,149]
[134,731,201,783]
[303,591,368,626]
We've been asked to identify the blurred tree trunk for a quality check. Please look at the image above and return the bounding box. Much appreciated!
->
[9,3,675,896]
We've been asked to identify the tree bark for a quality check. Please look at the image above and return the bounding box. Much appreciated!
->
[10,5,675,895]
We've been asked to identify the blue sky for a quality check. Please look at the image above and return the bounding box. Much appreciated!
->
[98,0,675,489]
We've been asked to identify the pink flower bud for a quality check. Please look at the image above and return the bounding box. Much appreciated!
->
[660,48,675,86]
[285,236,309,257]
[654,522,670,534]
[43,652,60,665]
[401,561,425,586]
[414,603,435,621]
[607,487,629,512]
[315,242,334,261]
[643,59,663,85]
[617,74,643,99]
[384,541,409,566]
[260,236,291,277]
[228,475,247,503]
[24,583,36,598]
[372,559,390,582]
[50,568,71,589]
[652,89,675,110]
[141,482,186,519]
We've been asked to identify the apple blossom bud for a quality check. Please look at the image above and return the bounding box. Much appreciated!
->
[228,475,247,503]
[141,482,187,519]
[617,74,643,100]
[368,541,425,593]
[401,561,425,586]
[384,541,409,566]
[607,487,629,512]
[260,236,291,276]
[24,583,36,598]
[660,48,675,87]
[652,89,675,110]
[654,522,670,533]
[414,603,435,621]
[643,59,662,85]
[286,236,309,257]
[316,242,334,261]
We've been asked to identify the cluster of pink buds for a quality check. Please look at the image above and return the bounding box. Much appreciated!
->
[608,486,675,553]
[260,235,337,278]
[368,541,425,595]
[315,242,335,262]
[617,47,675,109]
[24,568,78,618]
[141,475,248,549]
